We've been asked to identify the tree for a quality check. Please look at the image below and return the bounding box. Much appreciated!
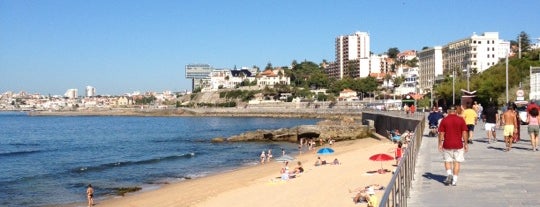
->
[518,31,532,52]
[387,47,400,59]
[265,62,273,70]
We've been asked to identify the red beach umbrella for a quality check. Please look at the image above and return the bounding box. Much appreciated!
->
[369,153,394,173]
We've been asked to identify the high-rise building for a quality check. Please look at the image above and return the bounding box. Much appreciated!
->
[326,32,370,79]
[185,64,213,91]
[86,86,96,97]
[64,89,78,99]
[418,46,443,92]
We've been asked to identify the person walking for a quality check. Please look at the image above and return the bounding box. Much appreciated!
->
[463,102,478,144]
[438,106,468,186]
[481,102,499,143]
[86,184,94,207]
[527,107,540,151]
[502,103,518,152]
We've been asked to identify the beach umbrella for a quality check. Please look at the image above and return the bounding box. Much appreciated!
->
[317,147,335,155]
[369,153,394,173]
[274,155,295,163]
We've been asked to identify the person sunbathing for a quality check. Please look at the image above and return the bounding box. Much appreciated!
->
[291,161,304,174]
[350,184,384,206]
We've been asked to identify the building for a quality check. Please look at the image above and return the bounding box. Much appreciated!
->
[185,64,213,91]
[418,32,510,92]
[85,86,96,97]
[64,89,78,99]
[326,31,370,79]
[443,32,509,75]
[418,46,443,92]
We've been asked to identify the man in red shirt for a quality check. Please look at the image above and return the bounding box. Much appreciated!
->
[438,106,469,186]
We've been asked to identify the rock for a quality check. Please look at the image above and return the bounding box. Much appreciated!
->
[221,118,371,143]
[211,137,226,142]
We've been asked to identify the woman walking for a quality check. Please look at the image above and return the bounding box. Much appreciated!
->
[527,107,540,151]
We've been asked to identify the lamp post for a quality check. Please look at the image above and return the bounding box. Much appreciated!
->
[429,79,433,108]
[506,49,509,104]
[452,69,455,105]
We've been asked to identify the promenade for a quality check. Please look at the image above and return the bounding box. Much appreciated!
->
[408,119,540,206]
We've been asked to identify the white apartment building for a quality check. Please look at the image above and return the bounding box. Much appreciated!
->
[86,86,96,97]
[64,89,78,99]
[418,46,443,92]
[418,32,510,93]
[443,32,509,75]
[326,31,370,79]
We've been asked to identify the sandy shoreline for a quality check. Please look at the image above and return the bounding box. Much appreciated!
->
[72,137,396,207]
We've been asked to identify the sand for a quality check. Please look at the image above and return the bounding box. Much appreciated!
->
[94,138,397,207]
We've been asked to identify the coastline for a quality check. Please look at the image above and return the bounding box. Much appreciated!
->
[24,106,364,119]
[67,137,395,207]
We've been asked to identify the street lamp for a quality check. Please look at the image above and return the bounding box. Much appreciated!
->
[506,49,509,104]
[429,79,433,108]
[452,69,455,105]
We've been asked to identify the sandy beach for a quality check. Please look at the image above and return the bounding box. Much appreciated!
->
[93,137,397,207]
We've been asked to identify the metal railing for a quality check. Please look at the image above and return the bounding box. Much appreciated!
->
[361,111,425,207]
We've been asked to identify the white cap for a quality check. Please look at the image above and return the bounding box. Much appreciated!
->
[367,187,375,195]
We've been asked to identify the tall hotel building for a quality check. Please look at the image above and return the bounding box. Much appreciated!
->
[185,64,213,91]
[326,32,371,79]
[418,32,510,92]
[85,86,96,97]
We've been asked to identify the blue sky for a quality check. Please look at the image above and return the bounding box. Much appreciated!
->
[1,0,539,96]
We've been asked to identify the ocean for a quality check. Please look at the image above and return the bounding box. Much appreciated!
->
[0,112,319,207]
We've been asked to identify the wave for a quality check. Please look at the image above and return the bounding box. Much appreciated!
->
[0,150,43,157]
[72,152,196,173]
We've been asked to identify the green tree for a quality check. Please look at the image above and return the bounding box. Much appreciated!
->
[387,47,400,59]
[518,31,532,52]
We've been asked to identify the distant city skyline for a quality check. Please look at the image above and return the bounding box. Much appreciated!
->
[1,0,539,95]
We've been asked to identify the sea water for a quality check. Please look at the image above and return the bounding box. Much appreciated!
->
[0,112,318,207]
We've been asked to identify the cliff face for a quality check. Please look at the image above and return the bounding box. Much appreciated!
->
[213,118,371,143]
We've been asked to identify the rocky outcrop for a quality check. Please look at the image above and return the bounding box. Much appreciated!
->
[219,118,371,143]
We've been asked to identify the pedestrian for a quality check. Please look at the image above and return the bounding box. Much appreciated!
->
[281,148,285,156]
[502,103,518,152]
[260,151,266,164]
[481,102,499,143]
[438,106,469,186]
[394,142,403,166]
[527,107,540,151]
[463,102,478,144]
[86,184,94,207]
[266,149,273,162]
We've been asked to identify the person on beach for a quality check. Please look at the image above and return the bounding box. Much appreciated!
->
[482,102,499,144]
[266,149,272,162]
[292,161,304,174]
[438,106,468,186]
[332,158,340,165]
[502,104,518,152]
[394,142,403,166]
[86,184,94,207]
[463,102,478,144]
[281,148,285,156]
[351,186,380,206]
[527,107,540,151]
[260,151,266,164]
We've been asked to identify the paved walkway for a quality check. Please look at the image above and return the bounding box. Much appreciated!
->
[408,120,540,207]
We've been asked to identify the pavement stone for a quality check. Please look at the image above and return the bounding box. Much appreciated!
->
[408,119,540,207]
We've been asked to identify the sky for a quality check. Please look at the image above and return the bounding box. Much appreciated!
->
[1,0,539,96]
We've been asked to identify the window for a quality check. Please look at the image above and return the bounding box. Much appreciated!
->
[487,54,490,58]
[478,41,481,44]
[492,40,495,44]
[487,48,490,51]
[492,54,495,58]
[473,54,476,58]
[492,47,495,51]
